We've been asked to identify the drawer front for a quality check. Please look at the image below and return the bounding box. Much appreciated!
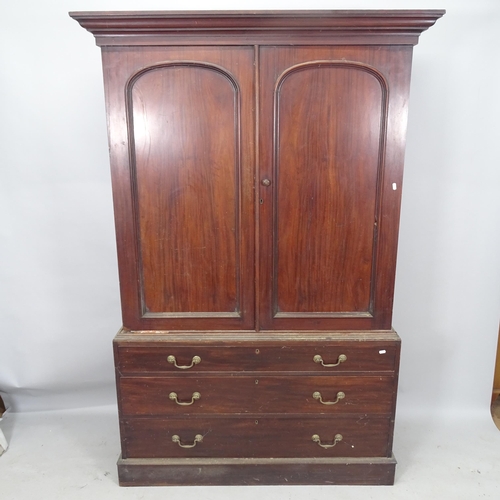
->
[121,417,392,459]
[119,375,395,416]
[116,343,398,374]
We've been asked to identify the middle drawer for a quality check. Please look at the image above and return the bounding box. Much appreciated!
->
[119,375,395,416]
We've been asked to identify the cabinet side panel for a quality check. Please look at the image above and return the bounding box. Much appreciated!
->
[130,65,239,314]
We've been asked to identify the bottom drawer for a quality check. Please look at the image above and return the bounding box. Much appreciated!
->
[121,416,392,459]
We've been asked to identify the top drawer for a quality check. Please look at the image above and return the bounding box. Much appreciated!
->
[115,341,399,374]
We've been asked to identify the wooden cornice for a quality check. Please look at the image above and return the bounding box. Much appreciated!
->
[69,10,445,47]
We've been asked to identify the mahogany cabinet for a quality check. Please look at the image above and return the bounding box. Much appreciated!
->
[71,10,444,486]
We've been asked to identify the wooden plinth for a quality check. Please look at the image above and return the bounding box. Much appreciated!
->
[117,455,397,486]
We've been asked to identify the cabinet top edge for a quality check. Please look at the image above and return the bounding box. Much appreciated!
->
[113,329,401,344]
[69,10,444,45]
[69,9,446,18]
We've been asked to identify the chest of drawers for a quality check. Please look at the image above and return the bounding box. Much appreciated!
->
[71,10,443,486]
[114,330,400,484]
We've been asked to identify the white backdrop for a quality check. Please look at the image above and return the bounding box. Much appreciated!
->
[0,0,499,415]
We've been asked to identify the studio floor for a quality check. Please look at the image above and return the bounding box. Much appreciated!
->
[0,406,498,499]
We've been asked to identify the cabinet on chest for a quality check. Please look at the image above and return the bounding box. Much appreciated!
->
[71,9,444,486]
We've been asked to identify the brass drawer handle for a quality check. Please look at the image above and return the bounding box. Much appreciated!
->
[313,354,347,367]
[169,391,201,406]
[167,355,201,370]
[312,391,345,405]
[312,433,343,449]
[172,434,203,449]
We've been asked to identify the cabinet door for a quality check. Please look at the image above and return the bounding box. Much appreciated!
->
[102,47,255,330]
[258,46,412,330]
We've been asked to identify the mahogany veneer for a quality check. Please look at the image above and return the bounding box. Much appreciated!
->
[71,10,444,486]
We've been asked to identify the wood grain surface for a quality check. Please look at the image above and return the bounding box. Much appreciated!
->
[121,416,392,458]
[119,375,396,416]
[116,340,399,374]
